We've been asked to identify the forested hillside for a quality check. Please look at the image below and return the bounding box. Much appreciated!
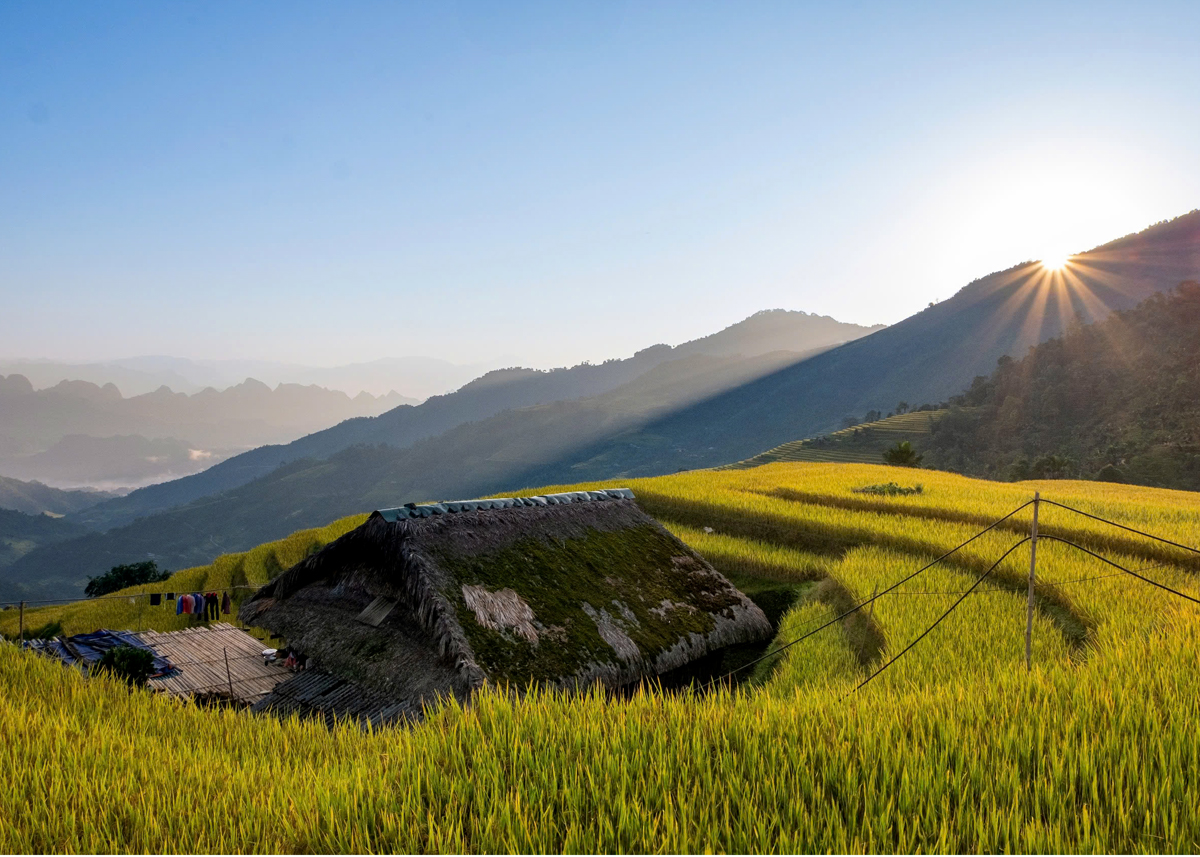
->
[0,509,88,572]
[924,283,1200,489]
[542,211,1200,478]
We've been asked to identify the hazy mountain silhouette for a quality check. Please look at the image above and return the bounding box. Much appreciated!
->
[0,475,115,516]
[72,310,878,531]
[0,375,414,488]
[7,211,1198,600]
[0,348,823,599]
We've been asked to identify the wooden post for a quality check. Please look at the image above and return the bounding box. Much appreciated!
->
[18,601,24,644]
[1025,492,1040,672]
[867,585,878,622]
[224,647,235,700]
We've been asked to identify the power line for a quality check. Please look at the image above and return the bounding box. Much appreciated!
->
[1,585,259,610]
[1041,499,1200,556]
[853,538,1031,694]
[1039,536,1200,606]
[706,499,1035,687]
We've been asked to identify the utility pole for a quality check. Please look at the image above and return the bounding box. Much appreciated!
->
[1025,492,1040,672]
[18,601,24,645]
[224,647,235,700]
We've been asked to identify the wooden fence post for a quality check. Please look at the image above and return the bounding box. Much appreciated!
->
[1025,492,1040,672]
[18,601,24,644]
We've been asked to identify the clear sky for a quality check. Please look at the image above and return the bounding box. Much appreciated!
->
[3,1,1199,368]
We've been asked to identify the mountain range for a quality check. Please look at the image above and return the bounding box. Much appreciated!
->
[69,309,878,532]
[0,355,491,400]
[0,309,879,599]
[2,211,1198,601]
[0,376,415,489]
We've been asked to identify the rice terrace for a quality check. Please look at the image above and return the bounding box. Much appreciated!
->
[1,463,1197,852]
[5,3,1200,855]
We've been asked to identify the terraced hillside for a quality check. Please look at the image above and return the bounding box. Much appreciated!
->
[724,410,944,468]
[2,462,1199,852]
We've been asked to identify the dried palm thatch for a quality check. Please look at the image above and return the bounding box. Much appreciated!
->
[240,489,770,721]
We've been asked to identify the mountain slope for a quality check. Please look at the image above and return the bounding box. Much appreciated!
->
[1,349,820,599]
[921,283,1200,487]
[0,509,89,578]
[73,310,879,531]
[0,374,413,488]
[0,475,115,516]
[9,213,1198,598]
[544,210,1200,478]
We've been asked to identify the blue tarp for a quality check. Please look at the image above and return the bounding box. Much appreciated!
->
[24,629,174,677]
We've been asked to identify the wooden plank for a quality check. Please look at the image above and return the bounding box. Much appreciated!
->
[356,596,398,627]
[140,624,289,704]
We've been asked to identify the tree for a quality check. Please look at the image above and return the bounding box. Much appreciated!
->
[864,410,882,423]
[84,560,170,598]
[895,401,910,415]
[97,645,155,688]
[883,440,923,467]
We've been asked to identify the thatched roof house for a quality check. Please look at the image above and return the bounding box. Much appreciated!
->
[240,488,770,724]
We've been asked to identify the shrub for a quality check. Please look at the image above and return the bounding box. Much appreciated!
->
[97,645,155,688]
[852,482,924,496]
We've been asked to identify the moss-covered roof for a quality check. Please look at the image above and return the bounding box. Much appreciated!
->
[241,491,770,707]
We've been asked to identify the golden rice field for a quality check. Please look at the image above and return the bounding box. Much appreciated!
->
[2,462,1199,852]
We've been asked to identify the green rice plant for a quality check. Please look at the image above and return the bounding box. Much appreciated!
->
[2,461,1199,852]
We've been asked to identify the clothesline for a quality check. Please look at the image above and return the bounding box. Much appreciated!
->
[1,584,261,610]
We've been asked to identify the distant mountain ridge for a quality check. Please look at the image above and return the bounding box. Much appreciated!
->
[72,309,879,532]
[0,475,115,517]
[538,209,1200,478]
[0,375,415,488]
[8,206,1199,601]
[0,347,825,600]
[0,355,486,400]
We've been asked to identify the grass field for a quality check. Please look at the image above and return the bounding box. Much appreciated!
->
[723,410,944,468]
[2,462,1199,852]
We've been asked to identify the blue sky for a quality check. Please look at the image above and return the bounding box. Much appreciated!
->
[3,1,1199,368]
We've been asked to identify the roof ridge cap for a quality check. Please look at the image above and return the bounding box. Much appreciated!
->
[373,488,636,521]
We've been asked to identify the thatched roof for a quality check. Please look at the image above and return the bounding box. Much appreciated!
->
[240,489,770,719]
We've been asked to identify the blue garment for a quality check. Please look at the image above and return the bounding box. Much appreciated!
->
[176,596,184,615]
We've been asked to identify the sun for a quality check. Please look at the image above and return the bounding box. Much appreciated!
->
[1041,252,1071,271]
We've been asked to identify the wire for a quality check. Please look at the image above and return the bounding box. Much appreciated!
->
[706,499,1035,687]
[853,537,1031,694]
[1041,499,1200,556]
[1,585,259,609]
[1038,536,1200,606]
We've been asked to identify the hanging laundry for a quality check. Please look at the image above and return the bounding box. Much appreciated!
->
[176,596,185,615]
[221,592,231,614]
[166,592,175,601]
[150,593,162,607]
[181,594,193,614]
